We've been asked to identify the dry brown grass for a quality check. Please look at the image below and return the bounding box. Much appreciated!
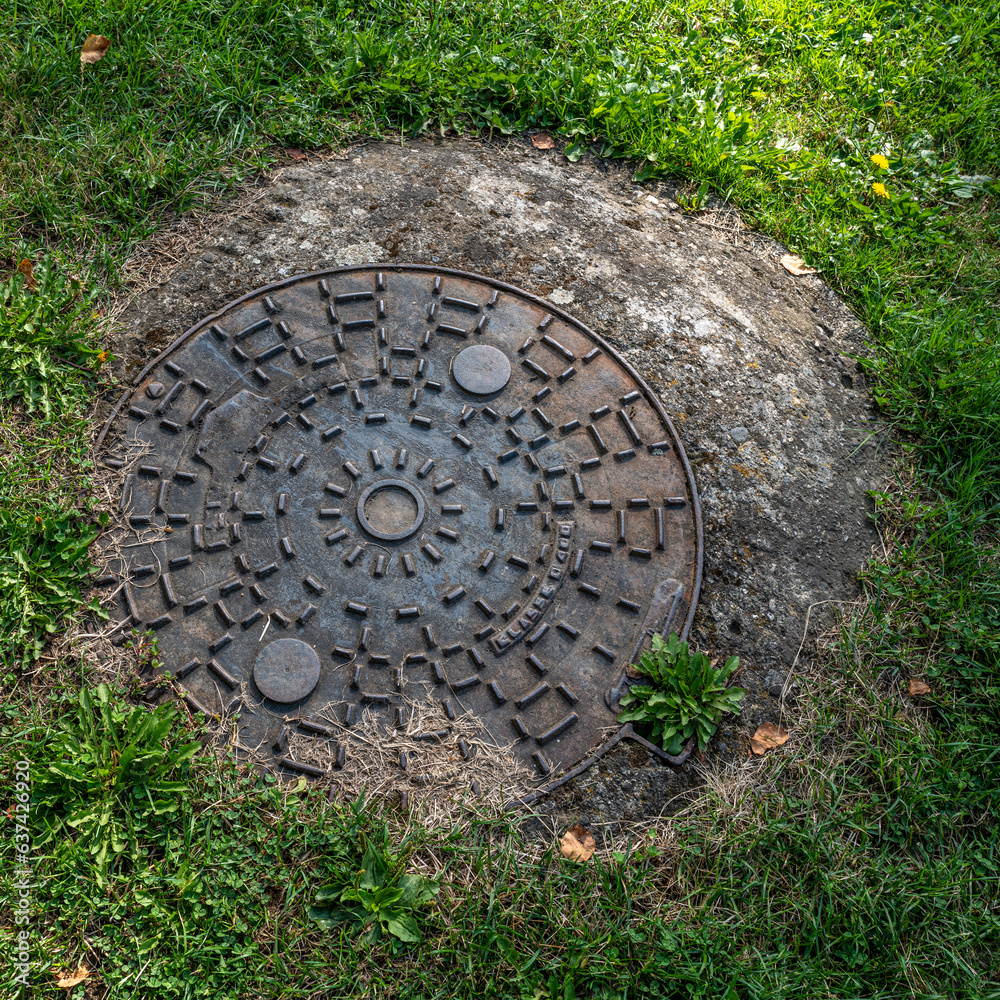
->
[287,695,534,822]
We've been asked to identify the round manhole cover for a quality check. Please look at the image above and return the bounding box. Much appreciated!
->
[97,266,702,783]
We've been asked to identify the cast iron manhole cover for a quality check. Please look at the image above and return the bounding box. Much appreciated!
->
[97,266,702,784]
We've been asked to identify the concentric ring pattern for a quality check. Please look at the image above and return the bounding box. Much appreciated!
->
[97,266,702,781]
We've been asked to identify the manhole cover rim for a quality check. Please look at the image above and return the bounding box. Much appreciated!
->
[95,263,705,791]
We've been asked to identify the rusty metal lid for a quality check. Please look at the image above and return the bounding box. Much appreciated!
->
[96,266,702,786]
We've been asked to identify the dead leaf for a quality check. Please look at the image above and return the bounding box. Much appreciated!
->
[283,147,307,161]
[908,678,931,697]
[17,259,38,292]
[54,965,90,988]
[531,133,556,150]
[80,34,111,66]
[559,824,595,862]
[779,254,818,276]
[750,722,790,755]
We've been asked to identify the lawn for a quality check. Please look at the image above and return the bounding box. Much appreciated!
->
[2,0,999,997]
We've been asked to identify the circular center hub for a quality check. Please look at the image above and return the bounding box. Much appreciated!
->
[356,479,426,541]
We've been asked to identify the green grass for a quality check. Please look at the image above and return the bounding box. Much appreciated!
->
[1,0,999,996]
[0,255,105,666]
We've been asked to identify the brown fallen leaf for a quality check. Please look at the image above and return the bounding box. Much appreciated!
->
[284,147,307,161]
[17,259,38,292]
[560,824,596,862]
[531,133,556,150]
[80,34,111,66]
[750,722,790,755]
[779,254,818,276]
[54,965,90,988]
[908,678,931,697]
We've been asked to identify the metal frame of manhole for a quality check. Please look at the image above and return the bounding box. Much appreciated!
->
[94,265,704,796]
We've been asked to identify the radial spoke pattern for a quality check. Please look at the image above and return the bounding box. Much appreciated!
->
[97,266,701,781]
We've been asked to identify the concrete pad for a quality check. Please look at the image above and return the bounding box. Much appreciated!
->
[108,138,889,825]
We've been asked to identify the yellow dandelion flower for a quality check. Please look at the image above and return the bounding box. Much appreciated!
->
[872,182,889,199]
[870,154,889,170]
[97,350,108,363]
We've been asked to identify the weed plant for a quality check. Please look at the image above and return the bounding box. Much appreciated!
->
[619,633,744,754]
[32,683,200,883]
[309,824,439,945]
[1,0,998,996]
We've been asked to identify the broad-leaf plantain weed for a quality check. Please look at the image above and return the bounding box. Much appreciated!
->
[618,633,744,754]
[32,684,200,883]
[310,828,439,946]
